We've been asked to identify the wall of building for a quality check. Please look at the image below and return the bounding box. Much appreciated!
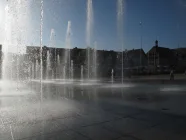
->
[26,46,149,78]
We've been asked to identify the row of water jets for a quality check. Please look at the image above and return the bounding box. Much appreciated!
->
[35,54,81,80]
[35,53,76,80]
[3,0,123,84]
[34,50,96,81]
[0,1,122,134]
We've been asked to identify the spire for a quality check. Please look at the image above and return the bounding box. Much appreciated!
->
[155,40,158,47]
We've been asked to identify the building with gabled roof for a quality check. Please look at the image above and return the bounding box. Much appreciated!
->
[147,40,176,73]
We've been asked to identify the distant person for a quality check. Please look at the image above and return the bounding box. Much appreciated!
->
[170,70,174,80]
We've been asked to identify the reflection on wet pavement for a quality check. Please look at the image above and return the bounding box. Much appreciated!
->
[0,79,186,140]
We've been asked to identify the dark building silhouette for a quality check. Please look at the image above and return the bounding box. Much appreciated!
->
[124,49,148,74]
[114,48,147,76]
[26,46,128,78]
[172,48,186,72]
[147,40,175,74]
[25,41,186,78]
[26,46,150,78]
[0,40,185,79]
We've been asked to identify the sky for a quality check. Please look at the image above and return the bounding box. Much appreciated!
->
[0,0,186,52]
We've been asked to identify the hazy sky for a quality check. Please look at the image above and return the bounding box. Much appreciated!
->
[0,0,186,52]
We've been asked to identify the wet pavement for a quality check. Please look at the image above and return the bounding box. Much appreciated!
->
[0,79,186,140]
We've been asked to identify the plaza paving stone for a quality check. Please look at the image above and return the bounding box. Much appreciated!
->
[22,130,90,140]
[76,125,121,140]
[1,104,186,140]
[114,136,141,140]
[132,127,186,140]
[1,80,186,140]
[102,117,152,135]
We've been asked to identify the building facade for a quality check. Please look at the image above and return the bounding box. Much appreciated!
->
[172,48,186,72]
[147,40,176,74]
[26,46,148,79]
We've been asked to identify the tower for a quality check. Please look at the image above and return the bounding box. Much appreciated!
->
[155,40,158,47]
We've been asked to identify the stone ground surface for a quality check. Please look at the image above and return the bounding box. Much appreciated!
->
[0,79,186,140]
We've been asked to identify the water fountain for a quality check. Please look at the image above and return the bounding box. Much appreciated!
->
[3,0,29,80]
[111,69,114,84]
[1,0,127,95]
[32,62,35,79]
[40,0,44,103]
[36,59,40,79]
[57,54,60,78]
[71,60,74,79]
[2,5,10,80]
[49,29,56,79]
[117,0,124,84]
[63,66,66,79]
[46,50,51,79]
[93,41,97,79]
[50,29,55,47]
[52,69,55,79]
[64,21,72,80]
[86,0,93,79]
[28,60,32,81]
[81,65,84,81]
[1,1,186,140]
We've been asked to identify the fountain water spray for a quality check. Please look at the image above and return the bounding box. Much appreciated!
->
[63,66,66,79]
[93,41,97,79]
[36,59,39,79]
[49,29,56,79]
[81,65,84,81]
[64,21,72,79]
[32,62,35,79]
[111,69,114,84]
[71,60,74,79]
[50,29,55,47]
[3,0,30,80]
[2,5,10,80]
[86,0,93,79]
[117,0,124,84]
[57,54,60,78]
[57,54,60,66]
[46,50,51,79]
[40,0,44,102]
[28,57,32,81]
